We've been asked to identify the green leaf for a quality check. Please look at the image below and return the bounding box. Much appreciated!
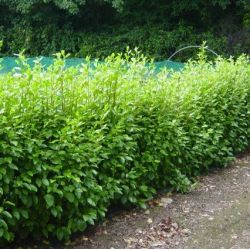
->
[11,141,18,146]
[51,208,58,217]
[128,196,137,203]
[4,201,15,207]
[88,218,95,225]
[13,210,20,220]
[56,228,64,240]
[2,211,12,219]
[35,178,42,187]
[87,198,96,206]
[44,194,54,207]
[20,210,29,219]
[42,178,50,186]
[0,219,8,229]
[65,192,74,203]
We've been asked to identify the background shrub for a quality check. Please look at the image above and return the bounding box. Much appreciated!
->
[0,52,249,243]
[0,0,249,61]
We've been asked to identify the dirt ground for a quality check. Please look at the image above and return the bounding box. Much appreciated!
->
[69,152,250,249]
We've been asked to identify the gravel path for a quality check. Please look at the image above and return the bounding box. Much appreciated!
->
[71,152,250,249]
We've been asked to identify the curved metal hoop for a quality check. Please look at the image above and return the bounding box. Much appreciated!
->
[167,45,219,61]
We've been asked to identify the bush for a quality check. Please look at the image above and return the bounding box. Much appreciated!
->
[1,22,249,61]
[0,51,249,243]
[0,0,249,61]
[77,25,230,61]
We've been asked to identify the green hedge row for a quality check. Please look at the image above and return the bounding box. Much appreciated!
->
[0,52,249,243]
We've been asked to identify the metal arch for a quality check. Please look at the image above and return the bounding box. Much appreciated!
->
[167,45,219,61]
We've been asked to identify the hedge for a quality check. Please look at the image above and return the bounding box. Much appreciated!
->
[0,51,249,243]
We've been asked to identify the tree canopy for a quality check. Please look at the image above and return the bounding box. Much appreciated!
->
[0,0,124,14]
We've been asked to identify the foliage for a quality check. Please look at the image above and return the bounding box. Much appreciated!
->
[0,51,249,243]
[0,0,249,60]
[1,22,249,61]
[0,0,124,14]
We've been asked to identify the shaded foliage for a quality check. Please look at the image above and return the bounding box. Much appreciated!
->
[0,0,249,60]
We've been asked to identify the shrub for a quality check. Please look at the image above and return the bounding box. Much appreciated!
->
[0,51,249,243]
[1,22,249,61]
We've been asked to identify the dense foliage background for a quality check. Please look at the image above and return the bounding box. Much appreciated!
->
[0,0,249,60]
